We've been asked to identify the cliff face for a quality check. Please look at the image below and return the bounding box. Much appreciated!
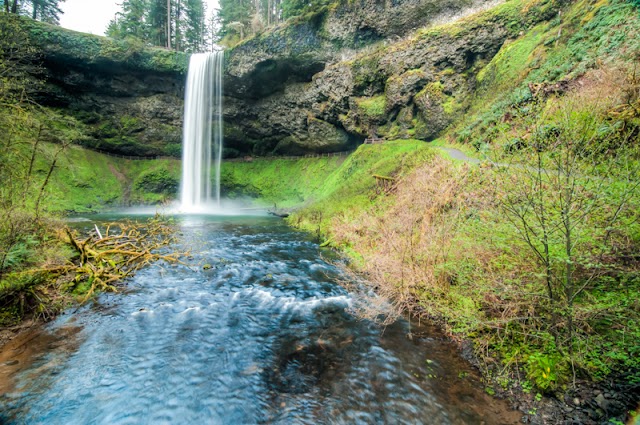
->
[222,0,562,156]
[6,15,189,157]
[3,0,561,158]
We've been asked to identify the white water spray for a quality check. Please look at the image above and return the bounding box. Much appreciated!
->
[180,52,224,213]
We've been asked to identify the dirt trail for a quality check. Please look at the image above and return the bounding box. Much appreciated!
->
[108,163,131,204]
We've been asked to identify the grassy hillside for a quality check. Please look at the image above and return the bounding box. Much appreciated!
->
[43,145,180,213]
[221,140,431,210]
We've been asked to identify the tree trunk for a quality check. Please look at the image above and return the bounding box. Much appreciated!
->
[167,0,172,49]
[23,124,42,206]
[11,0,18,14]
[563,172,574,356]
[175,0,181,51]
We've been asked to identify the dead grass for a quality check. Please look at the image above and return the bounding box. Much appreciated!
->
[331,156,527,328]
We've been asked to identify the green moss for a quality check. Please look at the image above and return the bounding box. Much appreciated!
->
[419,81,444,100]
[442,95,461,115]
[39,144,181,213]
[415,0,526,40]
[220,155,345,208]
[351,55,385,93]
[220,140,433,229]
[454,0,640,148]
[41,145,124,212]
[413,81,460,123]
[134,168,179,195]
[476,23,547,89]
[290,140,434,237]
[355,95,387,120]
[1,14,188,73]
[122,159,181,205]
[403,68,426,77]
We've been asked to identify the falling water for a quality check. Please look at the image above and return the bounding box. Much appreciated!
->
[180,52,224,212]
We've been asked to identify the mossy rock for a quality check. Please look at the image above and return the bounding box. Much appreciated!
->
[385,69,431,111]
[355,95,387,122]
[135,169,179,195]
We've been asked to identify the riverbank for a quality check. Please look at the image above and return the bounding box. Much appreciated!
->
[217,137,640,423]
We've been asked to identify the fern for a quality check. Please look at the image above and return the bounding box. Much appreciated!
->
[1,236,38,270]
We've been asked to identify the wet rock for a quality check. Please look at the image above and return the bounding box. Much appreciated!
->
[594,393,607,409]
[267,341,335,394]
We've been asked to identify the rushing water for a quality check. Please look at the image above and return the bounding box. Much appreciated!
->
[0,215,520,424]
[180,52,224,212]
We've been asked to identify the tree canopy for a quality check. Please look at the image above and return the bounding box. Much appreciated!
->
[107,0,208,53]
[106,0,336,50]
[216,0,333,45]
[3,0,65,25]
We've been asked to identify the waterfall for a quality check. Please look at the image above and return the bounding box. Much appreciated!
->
[180,52,224,212]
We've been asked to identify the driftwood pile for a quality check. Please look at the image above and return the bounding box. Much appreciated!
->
[57,216,184,302]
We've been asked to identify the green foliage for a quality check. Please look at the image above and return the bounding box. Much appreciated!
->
[164,143,182,158]
[7,14,188,73]
[281,0,333,20]
[525,351,566,392]
[2,236,38,270]
[356,95,386,120]
[135,168,179,195]
[107,0,149,41]
[217,0,334,41]
[3,0,65,25]
[0,234,72,325]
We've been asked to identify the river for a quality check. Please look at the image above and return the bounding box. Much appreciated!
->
[0,214,520,424]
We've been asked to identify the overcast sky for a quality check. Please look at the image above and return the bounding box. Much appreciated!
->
[59,0,218,36]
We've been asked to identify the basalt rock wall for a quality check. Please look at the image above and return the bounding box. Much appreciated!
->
[4,15,189,157]
[221,0,562,156]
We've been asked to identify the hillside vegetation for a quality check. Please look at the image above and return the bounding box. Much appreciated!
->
[219,0,640,421]
[0,14,183,327]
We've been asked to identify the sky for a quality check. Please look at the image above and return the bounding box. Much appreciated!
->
[59,0,218,36]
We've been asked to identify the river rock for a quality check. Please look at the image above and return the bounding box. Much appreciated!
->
[595,393,607,409]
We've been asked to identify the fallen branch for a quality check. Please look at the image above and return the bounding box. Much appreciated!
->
[58,216,186,302]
